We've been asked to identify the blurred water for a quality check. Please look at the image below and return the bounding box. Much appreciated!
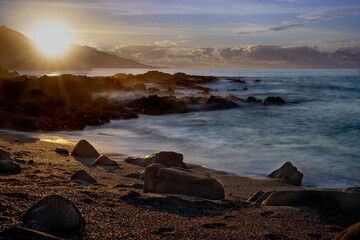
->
[29,69,360,188]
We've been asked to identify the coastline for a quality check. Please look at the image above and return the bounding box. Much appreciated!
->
[0,130,357,239]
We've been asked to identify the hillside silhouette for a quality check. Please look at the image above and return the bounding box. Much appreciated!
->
[0,26,151,70]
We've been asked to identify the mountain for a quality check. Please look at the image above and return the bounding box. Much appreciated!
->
[0,25,151,70]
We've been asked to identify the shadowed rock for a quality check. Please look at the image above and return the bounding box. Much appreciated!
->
[144,163,225,200]
[55,148,69,155]
[125,151,186,168]
[343,186,360,193]
[20,195,85,234]
[264,96,286,105]
[0,149,12,160]
[334,221,360,240]
[0,160,21,174]
[247,191,265,203]
[203,95,238,110]
[92,155,118,167]
[71,170,97,185]
[71,140,100,158]
[268,162,303,186]
[263,190,360,220]
[0,226,64,240]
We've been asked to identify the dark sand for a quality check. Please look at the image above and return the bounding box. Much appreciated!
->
[0,131,355,239]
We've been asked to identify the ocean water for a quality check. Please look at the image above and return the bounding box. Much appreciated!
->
[23,69,360,188]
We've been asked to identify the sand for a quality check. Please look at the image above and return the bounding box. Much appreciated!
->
[0,130,355,239]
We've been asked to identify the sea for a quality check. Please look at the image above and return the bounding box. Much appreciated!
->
[17,68,360,188]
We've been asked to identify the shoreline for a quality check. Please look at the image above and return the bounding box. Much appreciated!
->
[0,129,358,239]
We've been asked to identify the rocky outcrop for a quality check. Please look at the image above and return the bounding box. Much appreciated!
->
[343,186,360,193]
[268,162,303,186]
[264,96,286,105]
[263,190,360,220]
[334,221,360,240]
[0,160,21,175]
[203,95,238,110]
[144,163,225,200]
[71,140,100,158]
[71,170,97,185]
[125,151,186,168]
[20,195,85,234]
[92,155,118,167]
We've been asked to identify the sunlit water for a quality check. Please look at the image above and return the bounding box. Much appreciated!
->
[19,69,360,188]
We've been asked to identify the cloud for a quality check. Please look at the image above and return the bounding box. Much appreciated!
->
[112,44,360,69]
[237,7,360,34]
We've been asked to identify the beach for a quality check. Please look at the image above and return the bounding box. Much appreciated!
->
[0,130,357,239]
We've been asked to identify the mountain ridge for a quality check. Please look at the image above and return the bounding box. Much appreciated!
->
[0,26,152,70]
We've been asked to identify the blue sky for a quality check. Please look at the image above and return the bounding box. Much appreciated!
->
[1,0,359,68]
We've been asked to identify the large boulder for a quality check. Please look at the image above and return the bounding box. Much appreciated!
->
[268,162,303,185]
[0,149,12,160]
[71,170,97,185]
[203,95,238,110]
[263,190,360,220]
[125,151,186,168]
[144,163,225,200]
[71,140,100,158]
[0,160,21,175]
[20,195,85,234]
[335,221,360,240]
[264,96,286,105]
[92,155,118,167]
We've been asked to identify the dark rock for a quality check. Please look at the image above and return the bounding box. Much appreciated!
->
[343,186,360,193]
[268,162,303,185]
[264,96,286,105]
[246,96,257,103]
[242,88,248,90]
[144,163,225,200]
[334,221,360,240]
[0,226,64,240]
[202,223,227,229]
[125,151,186,168]
[55,148,69,155]
[247,191,265,203]
[254,79,261,83]
[264,190,360,220]
[152,227,175,235]
[20,195,85,234]
[28,160,35,165]
[203,95,238,110]
[0,160,21,174]
[71,170,97,185]
[0,149,12,160]
[92,155,118,167]
[71,140,100,158]
[125,172,144,180]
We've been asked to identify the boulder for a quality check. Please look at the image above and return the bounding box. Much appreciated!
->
[203,95,238,110]
[268,162,303,186]
[20,195,85,234]
[144,163,225,200]
[71,170,97,185]
[334,221,360,240]
[0,226,64,240]
[55,148,69,155]
[92,155,118,167]
[264,96,286,105]
[125,151,186,168]
[0,149,12,160]
[71,140,100,158]
[263,190,360,220]
[0,160,21,174]
[246,191,264,203]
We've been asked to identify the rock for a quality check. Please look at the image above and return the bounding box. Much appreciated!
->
[0,226,64,240]
[268,162,303,186]
[20,195,85,234]
[71,140,100,158]
[264,96,286,105]
[55,148,69,155]
[246,96,257,103]
[144,163,225,200]
[334,221,360,240]
[125,151,186,168]
[0,160,21,174]
[203,95,238,110]
[247,191,265,203]
[92,155,118,167]
[0,149,12,160]
[263,190,360,220]
[71,170,97,185]
[242,88,248,91]
[125,172,144,180]
[343,186,360,193]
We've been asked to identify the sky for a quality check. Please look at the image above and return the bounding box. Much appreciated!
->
[1,0,360,68]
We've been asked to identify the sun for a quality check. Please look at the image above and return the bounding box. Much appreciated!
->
[32,23,72,56]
